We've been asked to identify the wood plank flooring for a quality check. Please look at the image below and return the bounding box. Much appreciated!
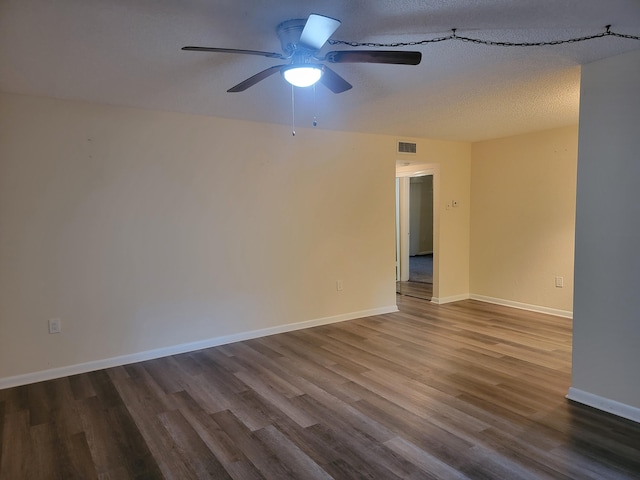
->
[396,281,432,301]
[2,295,640,479]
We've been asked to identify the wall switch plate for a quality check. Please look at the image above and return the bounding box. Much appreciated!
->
[336,280,344,291]
[48,318,61,334]
[555,276,564,288]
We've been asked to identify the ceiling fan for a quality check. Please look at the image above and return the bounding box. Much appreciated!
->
[182,13,422,93]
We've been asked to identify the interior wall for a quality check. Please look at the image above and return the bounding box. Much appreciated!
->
[409,176,433,256]
[0,92,404,382]
[470,126,578,314]
[409,179,422,256]
[571,48,640,413]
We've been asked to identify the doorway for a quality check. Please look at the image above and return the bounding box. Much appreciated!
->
[409,175,433,282]
[396,163,439,301]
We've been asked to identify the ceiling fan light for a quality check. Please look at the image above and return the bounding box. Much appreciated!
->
[283,65,323,87]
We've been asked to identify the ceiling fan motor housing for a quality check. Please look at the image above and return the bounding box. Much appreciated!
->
[277,19,310,56]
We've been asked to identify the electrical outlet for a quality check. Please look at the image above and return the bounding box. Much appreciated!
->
[336,280,344,291]
[48,318,61,334]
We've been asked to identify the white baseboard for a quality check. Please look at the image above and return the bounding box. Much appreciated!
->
[430,293,573,318]
[431,293,470,304]
[567,387,640,424]
[470,294,573,318]
[0,305,398,390]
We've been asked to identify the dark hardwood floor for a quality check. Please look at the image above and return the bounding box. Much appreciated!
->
[2,295,640,479]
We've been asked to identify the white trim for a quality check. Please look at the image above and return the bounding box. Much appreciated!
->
[431,293,470,304]
[470,294,573,319]
[398,176,411,282]
[0,305,398,390]
[567,387,640,424]
[395,163,435,178]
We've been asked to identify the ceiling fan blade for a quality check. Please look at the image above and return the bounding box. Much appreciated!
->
[320,65,352,93]
[324,50,422,65]
[182,46,285,59]
[299,14,341,50]
[227,65,284,92]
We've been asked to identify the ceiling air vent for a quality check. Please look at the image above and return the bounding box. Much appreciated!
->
[397,141,417,154]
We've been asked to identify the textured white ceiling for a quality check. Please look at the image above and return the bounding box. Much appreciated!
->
[1,0,639,141]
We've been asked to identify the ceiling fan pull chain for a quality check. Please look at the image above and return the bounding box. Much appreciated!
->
[313,84,318,127]
[291,85,296,136]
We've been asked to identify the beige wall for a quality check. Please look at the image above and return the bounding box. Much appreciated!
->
[470,126,578,314]
[0,93,403,381]
[0,93,473,383]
